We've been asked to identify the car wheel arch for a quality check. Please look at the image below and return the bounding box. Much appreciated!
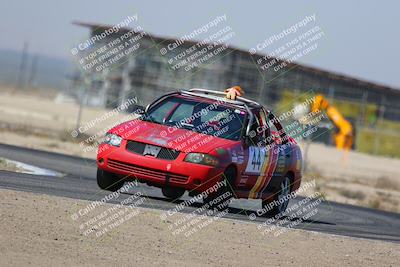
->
[223,164,238,189]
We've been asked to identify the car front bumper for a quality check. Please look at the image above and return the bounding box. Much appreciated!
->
[97,143,224,193]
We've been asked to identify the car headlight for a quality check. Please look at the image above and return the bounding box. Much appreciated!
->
[103,133,123,147]
[184,153,218,166]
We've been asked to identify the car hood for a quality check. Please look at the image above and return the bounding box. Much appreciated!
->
[109,119,238,153]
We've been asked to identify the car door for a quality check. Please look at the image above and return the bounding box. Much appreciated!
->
[249,109,279,198]
[260,109,293,196]
[242,109,280,198]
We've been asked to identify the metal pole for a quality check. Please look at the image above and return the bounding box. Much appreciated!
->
[373,96,385,155]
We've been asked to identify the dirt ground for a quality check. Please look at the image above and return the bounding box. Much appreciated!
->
[0,87,131,135]
[0,188,399,266]
[1,88,400,212]
[300,142,400,213]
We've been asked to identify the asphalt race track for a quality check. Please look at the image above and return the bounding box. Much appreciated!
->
[0,143,399,243]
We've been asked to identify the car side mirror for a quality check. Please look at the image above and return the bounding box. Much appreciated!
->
[133,105,146,114]
[131,105,146,120]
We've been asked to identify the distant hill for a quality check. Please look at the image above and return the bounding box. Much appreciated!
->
[0,49,73,90]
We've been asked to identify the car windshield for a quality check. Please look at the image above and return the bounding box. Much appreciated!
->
[144,96,246,141]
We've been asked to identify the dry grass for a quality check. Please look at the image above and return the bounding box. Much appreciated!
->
[338,189,366,200]
[375,176,400,191]
[368,198,381,210]
[314,182,327,199]
[0,121,95,146]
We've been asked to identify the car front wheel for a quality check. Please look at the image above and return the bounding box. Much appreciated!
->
[97,168,125,192]
[203,167,235,211]
[161,187,185,201]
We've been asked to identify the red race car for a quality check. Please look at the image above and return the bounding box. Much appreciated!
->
[97,88,302,215]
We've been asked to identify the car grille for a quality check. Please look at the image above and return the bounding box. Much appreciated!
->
[107,159,189,184]
[126,140,180,160]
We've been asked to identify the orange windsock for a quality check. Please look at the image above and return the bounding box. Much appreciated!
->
[224,86,244,100]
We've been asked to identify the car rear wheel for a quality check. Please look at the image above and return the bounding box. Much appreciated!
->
[161,187,185,201]
[97,168,125,192]
[262,175,291,217]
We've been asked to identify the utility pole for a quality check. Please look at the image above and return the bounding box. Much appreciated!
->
[16,42,29,90]
[27,54,38,88]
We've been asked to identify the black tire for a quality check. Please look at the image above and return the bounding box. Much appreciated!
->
[161,187,185,201]
[262,175,291,217]
[97,168,125,192]
[203,167,235,211]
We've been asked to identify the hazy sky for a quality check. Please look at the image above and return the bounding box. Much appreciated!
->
[0,0,399,88]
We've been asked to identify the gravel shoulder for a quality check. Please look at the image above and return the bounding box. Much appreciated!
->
[0,188,399,266]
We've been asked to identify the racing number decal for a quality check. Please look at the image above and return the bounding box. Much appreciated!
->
[248,145,279,199]
[245,146,266,174]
